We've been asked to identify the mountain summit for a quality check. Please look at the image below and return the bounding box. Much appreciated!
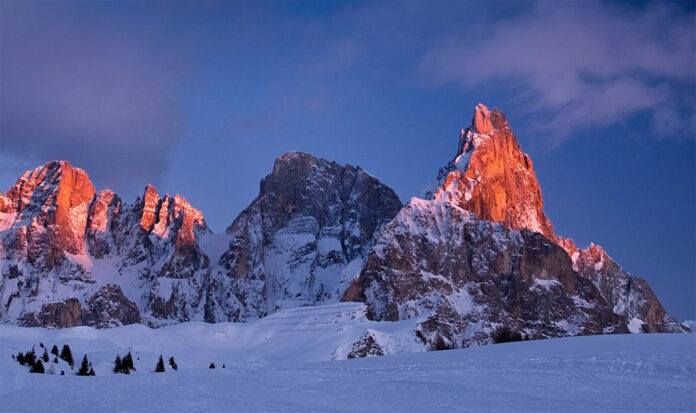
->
[428,103,555,239]
[345,104,682,350]
[0,105,683,351]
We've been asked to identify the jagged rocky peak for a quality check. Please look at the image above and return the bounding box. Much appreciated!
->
[343,103,683,350]
[2,160,95,259]
[344,198,626,349]
[211,151,402,322]
[556,237,682,333]
[0,160,214,328]
[430,103,556,240]
[136,184,208,245]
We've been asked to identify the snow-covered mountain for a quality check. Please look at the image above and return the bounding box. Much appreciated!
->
[0,104,683,348]
[208,152,402,321]
[345,104,683,349]
[0,154,401,328]
[0,161,216,327]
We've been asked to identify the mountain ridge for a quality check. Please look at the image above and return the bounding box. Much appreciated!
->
[0,105,683,347]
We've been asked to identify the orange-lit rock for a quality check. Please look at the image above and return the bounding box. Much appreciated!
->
[432,104,556,239]
[140,184,160,231]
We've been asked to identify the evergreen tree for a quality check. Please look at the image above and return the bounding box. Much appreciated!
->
[77,355,90,376]
[16,352,25,365]
[51,345,59,356]
[88,368,96,376]
[25,349,36,367]
[123,352,135,372]
[114,355,122,374]
[209,363,215,369]
[60,345,74,367]
[155,355,165,373]
[40,342,44,348]
[168,356,178,371]
[222,364,226,369]
[30,359,45,374]
[42,349,49,363]
[60,370,65,376]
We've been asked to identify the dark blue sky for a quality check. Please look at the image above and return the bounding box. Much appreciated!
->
[1,1,694,320]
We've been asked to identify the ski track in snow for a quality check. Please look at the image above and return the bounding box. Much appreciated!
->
[0,304,694,413]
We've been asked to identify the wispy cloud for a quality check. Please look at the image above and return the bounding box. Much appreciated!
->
[0,3,188,193]
[420,1,695,145]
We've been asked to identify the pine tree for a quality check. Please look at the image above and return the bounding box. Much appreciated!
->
[60,370,65,376]
[25,349,36,367]
[51,345,59,356]
[77,355,90,376]
[168,356,178,371]
[209,363,215,369]
[53,356,59,364]
[114,355,122,374]
[16,352,25,365]
[39,342,45,348]
[42,349,49,363]
[155,355,165,373]
[60,345,74,367]
[30,359,45,374]
[123,352,135,372]
[88,368,96,376]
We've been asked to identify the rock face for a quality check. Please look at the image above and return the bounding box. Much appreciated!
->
[0,161,213,327]
[210,152,402,321]
[345,104,682,349]
[556,238,682,333]
[427,104,555,239]
[0,105,682,343]
[345,199,625,348]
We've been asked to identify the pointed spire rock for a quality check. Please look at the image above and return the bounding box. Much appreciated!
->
[431,104,556,240]
[139,184,161,231]
[471,103,495,135]
[2,160,95,256]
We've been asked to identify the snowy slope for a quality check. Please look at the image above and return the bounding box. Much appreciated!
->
[0,322,693,412]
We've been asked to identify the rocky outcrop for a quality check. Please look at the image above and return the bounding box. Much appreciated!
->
[345,199,626,348]
[345,104,683,349]
[0,161,213,327]
[210,152,402,321]
[1,161,95,274]
[557,238,682,333]
[427,104,555,239]
[0,104,682,341]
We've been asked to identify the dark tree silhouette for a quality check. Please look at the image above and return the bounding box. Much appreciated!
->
[60,345,74,367]
[42,349,49,363]
[16,352,25,365]
[77,355,91,376]
[123,352,135,372]
[155,355,165,373]
[209,363,215,369]
[114,355,123,374]
[51,345,59,356]
[168,356,178,371]
[24,349,36,367]
[30,359,45,374]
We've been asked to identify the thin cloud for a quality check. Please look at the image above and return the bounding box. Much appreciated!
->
[419,1,695,145]
[0,3,188,194]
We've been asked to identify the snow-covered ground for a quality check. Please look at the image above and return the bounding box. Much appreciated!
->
[1,305,694,412]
